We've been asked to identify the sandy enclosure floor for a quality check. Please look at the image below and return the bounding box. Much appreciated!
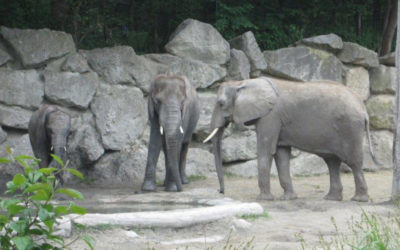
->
[69,170,398,249]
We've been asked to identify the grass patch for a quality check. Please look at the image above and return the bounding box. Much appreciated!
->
[224,172,239,178]
[188,174,206,182]
[239,212,269,221]
[74,223,119,232]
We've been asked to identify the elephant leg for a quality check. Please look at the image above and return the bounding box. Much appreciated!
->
[275,146,297,200]
[142,121,162,191]
[323,156,343,201]
[179,142,189,184]
[350,162,368,202]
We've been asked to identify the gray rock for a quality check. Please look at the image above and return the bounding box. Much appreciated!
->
[225,160,278,177]
[0,104,32,130]
[0,69,43,109]
[337,42,379,68]
[167,59,226,89]
[365,95,394,131]
[296,33,343,53]
[370,65,396,94]
[194,91,217,140]
[222,131,257,163]
[44,56,66,72]
[91,84,147,150]
[0,47,11,66]
[144,53,183,65]
[68,124,104,163]
[290,152,327,176]
[226,49,250,80]
[342,66,370,101]
[43,71,99,109]
[263,47,343,82]
[165,19,230,65]
[379,52,395,66]
[232,218,252,230]
[61,52,90,73]
[89,142,147,186]
[69,110,95,133]
[229,31,267,72]
[186,148,215,177]
[363,131,393,171]
[0,26,75,67]
[0,127,7,144]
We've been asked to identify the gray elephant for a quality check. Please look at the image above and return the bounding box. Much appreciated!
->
[28,105,71,183]
[142,74,200,192]
[204,77,377,202]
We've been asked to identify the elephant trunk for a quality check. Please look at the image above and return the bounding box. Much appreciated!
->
[212,127,225,193]
[164,104,183,191]
[50,135,68,185]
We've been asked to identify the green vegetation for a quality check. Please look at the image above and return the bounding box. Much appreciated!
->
[187,174,206,182]
[0,147,94,250]
[240,212,269,221]
[0,0,390,52]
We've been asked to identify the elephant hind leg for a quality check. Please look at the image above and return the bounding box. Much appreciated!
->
[275,146,297,200]
[323,156,343,201]
[179,142,189,184]
[348,161,368,202]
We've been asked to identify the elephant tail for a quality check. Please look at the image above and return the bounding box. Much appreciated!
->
[365,116,380,165]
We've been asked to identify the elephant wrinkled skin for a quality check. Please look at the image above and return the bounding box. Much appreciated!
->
[206,77,377,202]
[142,74,200,192]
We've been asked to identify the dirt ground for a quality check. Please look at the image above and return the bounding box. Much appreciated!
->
[69,170,398,250]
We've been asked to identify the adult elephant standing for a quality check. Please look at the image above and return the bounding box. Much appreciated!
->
[204,77,377,202]
[28,105,71,184]
[142,74,199,192]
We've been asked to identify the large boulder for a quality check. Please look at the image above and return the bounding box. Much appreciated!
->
[379,52,395,66]
[43,71,99,109]
[226,49,250,81]
[229,31,267,73]
[0,127,6,144]
[165,19,230,65]
[342,66,370,101]
[144,53,182,65]
[369,65,396,94]
[263,46,343,82]
[295,33,343,53]
[363,131,393,171]
[225,160,278,178]
[365,95,394,131]
[290,152,327,176]
[61,52,90,73]
[0,69,43,109]
[0,104,32,130]
[0,47,11,66]
[0,26,75,68]
[166,59,226,89]
[337,42,379,68]
[186,148,215,177]
[90,84,147,150]
[222,131,257,163]
[194,91,217,140]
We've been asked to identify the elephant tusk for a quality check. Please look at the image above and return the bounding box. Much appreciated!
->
[203,128,219,143]
[51,145,54,151]
[160,126,164,135]
[179,126,184,134]
[64,146,67,152]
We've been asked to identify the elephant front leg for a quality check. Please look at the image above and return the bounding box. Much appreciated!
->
[257,151,274,201]
[142,121,162,192]
[179,142,189,184]
[323,157,343,201]
[275,147,297,200]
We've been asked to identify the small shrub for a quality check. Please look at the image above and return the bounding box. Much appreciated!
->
[240,212,269,221]
[0,147,94,250]
[188,175,206,182]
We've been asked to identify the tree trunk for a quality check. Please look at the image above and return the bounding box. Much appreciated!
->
[379,0,398,56]
[392,0,400,202]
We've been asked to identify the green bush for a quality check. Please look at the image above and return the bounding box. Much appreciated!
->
[0,147,94,250]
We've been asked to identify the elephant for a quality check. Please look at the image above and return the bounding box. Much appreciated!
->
[28,105,71,184]
[204,77,377,202]
[142,74,200,192]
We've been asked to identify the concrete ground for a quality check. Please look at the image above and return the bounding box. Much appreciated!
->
[68,170,398,249]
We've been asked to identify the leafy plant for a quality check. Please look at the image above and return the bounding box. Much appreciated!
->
[0,147,94,250]
[239,212,269,221]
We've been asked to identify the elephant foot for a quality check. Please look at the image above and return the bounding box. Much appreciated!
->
[257,193,274,201]
[181,175,189,184]
[351,194,369,202]
[141,180,156,192]
[280,192,297,200]
[165,182,179,192]
[324,192,343,201]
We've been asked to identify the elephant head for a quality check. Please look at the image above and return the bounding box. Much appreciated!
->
[147,75,193,191]
[204,78,278,193]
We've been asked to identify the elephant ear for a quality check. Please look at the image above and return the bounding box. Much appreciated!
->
[233,78,278,125]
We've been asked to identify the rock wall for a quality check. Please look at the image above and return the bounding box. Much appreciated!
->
[0,20,395,187]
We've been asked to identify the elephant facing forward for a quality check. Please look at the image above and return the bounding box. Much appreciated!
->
[28,105,71,184]
[142,74,199,192]
[204,77,377,202]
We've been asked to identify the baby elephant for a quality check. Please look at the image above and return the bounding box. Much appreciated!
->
[142,74,199,192]
[28,105,71,184]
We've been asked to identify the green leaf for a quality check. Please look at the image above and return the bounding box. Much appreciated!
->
[12,236,33,250]
[5,146,12,155]
[55,205,68,215]
[15,155,36,161]
[25,183,53,194]
[82,235,95,250]
[10,220,28,234]
[70,204,86,215]
[65,168,84,180]
[31,190,50,201]
[27,229,44,235]
[43,219,54,231]
[38,208,51,222]
[0,214,8,224]
[0,157,11,164]
[8,204,25,216]
[38,168,58,175]
[13,174,26,186]
[56,188,84,200]
[1,198,21,209]
[50,154,64,167]
[16,158,30,170]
